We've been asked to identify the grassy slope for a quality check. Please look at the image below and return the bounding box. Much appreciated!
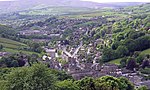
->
[109,48,150,65]
[3,48,40,56]
[0,38,26,46]
[60,4,150,19]
[60,10,129,20]
[124,3,150,15]
[0,38,27,49]
[140,48,150,55]
[0,38,41,55]
[19,7,94,16]
[109,58,122,65]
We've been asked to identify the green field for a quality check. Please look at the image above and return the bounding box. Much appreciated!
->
[140,48,150,55]
[3,48,41,56]
[60,10,129,20]
[109,48,150,65]
[0,38,27,49]
[19,6,95,16]
[0,38,26,46]
[109,58,122,65]
[0,38,43,56]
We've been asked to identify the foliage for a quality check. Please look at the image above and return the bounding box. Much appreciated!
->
[95,76,121,90]
[28,42,43,53]
[95,76,134,90]
[123,39,137,52]
[126,57,137,71]
[135,36,150,51]
[76,77,96,90]
[137,86,148,90]
[0,44,3,50]
[109,58,122,65]
[0,25,16,36]
[0,37,27,49]
[56,80,79,90]
[116,46,129,58]
[75,76,134,90]
[50,69,73,81]
[140,68,150,74]
[141,59,149,69]
[2,64,56,90]
[0,53,28,67]
[102,48,117,62]
[0,64,136,90]
[119,77,134,90]
[136,54,146,64]
[120,57,128,68]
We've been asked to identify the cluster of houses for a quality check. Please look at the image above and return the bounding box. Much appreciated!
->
[18,16,108,43]
[0,52,10,57]
[1,15,149,89]
[41,41,149,89]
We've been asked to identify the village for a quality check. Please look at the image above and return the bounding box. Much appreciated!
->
[0,15,145,89]
[37,39,148,89]
[0,1,150,90]
[17,16,109,42]
[0,13,150,89]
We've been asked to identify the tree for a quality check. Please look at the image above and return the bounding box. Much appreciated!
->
[120,57,127,68]
[123,39,137,52]
[28,54,39,65]
[136,54,145,64]
[100,29,106,38]
[135,36,150,51]
[95,76,121,90]
[102,48,117,62]
[112,22,123,33]
[119,77,134,90]
[0,53,26,67]
[6,64,56,90]
[56,80,79,90]
[0,44,3,50]
[141,59,149,69]
[116,33,125,41]
[137,86,148,90]
[0,80,8,90]
[128,31,145,39]
[28,42,43,53]
[116,46,129,58]
[76,77,96,90]
[0,68,136,90]
[10,60,19,67]
[50,69,73,81]
[95,76,134,90]
[112,41,120,50]
[126,57,137,71]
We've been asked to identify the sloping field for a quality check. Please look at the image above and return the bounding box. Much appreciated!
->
[0,38,27,49]
[109,48,150,65]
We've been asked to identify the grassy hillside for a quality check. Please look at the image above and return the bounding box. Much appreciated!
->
[124,3,150,14]
[109,58,122,65]
[60,3,150,19]
[0,38,43,56]
[0,38,27,49]
[19,6,95,16]
[109,48,150,65]
[3,48,41,56]
[140,48,150,55]
[59,8,130,20]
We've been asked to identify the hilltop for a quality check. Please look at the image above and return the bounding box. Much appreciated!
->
[0,0,145,14]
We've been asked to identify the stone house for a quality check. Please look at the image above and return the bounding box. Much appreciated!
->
[100,63,119,77]
[45,48,56,58]
[139,80,150,89]
[0,52,10,57]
